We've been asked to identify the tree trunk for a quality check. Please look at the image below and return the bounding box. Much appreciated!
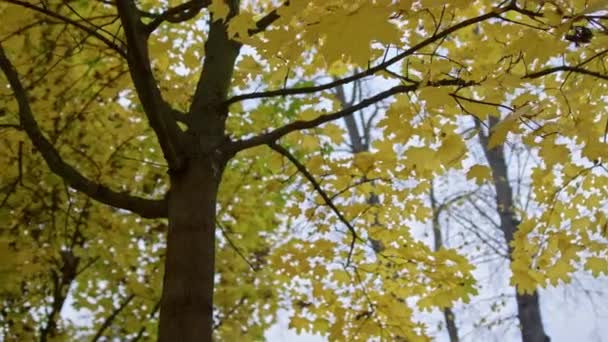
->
[430,184,460,342]
[480,117,550,342]
[158,156,225,342]
[516,291,548,342]
[156,4,239,338]
[444,307,459,342]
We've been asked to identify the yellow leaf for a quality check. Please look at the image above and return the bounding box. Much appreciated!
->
[307,2,401,65]
[405,147,440,172]
[419,86,453,110]
[539,139,570,168]
[322,123,345,144]
[228,12,256,40]
[546,259,573,286]
[209,0,230,22]
[289,316,310,333]
[487,104,533,148]
[354,152,375,173]
[333,269,351,284]
[467,165,492,185]
[585,257,608,277]
[545,9,563,26]
[298,108,322,121]
[511,262,542,294]
[437,134,466,165]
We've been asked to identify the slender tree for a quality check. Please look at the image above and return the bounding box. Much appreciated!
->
[478,117,550,342]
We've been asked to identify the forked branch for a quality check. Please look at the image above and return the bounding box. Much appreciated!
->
[226,79,473,154]
[227,85,415,153]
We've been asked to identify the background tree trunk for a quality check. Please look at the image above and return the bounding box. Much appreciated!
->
[430,184,460,342]
[158,157,225,342]
[479,117,550,342]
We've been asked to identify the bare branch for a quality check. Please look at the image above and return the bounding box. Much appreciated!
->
[429,181,461,342]
[146,0,286,37]
[0,123,21,130]
[334,81,366,153]
[449,210,510,258]
[524,65,608,81]
[216,220,258,272]
[40,247,81,342]
[268,143,361,267]
[451,93,515,112]
[212,296,246,330]
[227,85,413,153]
[91,294,136,342]
[0,43,167,218]
[226,79,473,153]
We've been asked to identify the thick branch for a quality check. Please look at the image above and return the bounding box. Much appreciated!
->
[228,85,413,152]
[0,44,167,218]
[268,143,361,266]
[227,79,472,153]
[226,6,508,104]
[188,0,240,141]
[171,108,191,125]
[4,0,126,58]
[0,123,21,130]
[524,65,608,81]
[116,0,185,171]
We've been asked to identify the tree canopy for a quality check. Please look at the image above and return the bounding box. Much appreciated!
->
[1,0,608,341]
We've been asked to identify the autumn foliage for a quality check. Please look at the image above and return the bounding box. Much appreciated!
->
[1,0,608,341]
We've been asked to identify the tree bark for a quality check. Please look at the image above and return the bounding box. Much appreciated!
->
[479,117,550,342]
[158,157,225,342]
[515,291,548,342]
[156,1,240,340]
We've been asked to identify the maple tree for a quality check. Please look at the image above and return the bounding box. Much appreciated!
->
[2,0,608,341]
